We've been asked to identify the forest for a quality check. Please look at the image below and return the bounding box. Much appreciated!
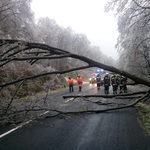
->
[0,0,116,98]
[0,0,150,124]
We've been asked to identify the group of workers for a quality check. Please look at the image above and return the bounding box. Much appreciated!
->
[100,73,128,94]
[67,75,83,92]
[68,73,128,94]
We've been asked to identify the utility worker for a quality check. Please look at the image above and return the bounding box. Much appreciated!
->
[123,76,128,93]
[96,74,101,90]
[104,73,110,94]
[111,74,118,94]
[116,74,120,89]
[77,75,83,91]
[119,75,124,93]
[68,76,74,92]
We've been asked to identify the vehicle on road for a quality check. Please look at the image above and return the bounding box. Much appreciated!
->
[100,73,105,85]
[89,69,112,85]
[89,73,96,84]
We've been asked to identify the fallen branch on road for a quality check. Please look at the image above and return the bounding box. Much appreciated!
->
[1,39,150,124]
[63,90,149,99]
[115,95,142,99]
[44,91,150,118]
[1,91,149,124]
[83,99,127,106]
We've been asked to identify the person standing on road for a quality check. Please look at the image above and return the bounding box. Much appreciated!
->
[96,74,101,90]
[119,75,124,93]
[104,73,110,94]
[68,76,74,92]
[77,75,83,91]
[123,76,128,93]
[111,74,118,94]
[116,74,120,90]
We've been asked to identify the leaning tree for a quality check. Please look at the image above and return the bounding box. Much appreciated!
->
[0,39,150,124]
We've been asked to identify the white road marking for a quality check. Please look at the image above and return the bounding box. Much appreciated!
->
[0,120,32,138]
[38,111,49,117]
[0,111,49,139]
[0,91,88,138]
[65,98,74,102]
[65,94,82,102]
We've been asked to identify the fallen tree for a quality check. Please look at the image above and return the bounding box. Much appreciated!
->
[0,39,150,124]
[1,39,150,86]
[51,90,150,115]
[63,90,148,99]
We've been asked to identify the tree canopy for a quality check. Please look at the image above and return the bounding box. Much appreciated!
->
[106,0,150,77]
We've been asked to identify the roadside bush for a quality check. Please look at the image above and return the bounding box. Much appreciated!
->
[0,62,67,99]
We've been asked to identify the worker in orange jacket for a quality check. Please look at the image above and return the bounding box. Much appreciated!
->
[68,76,74,92]
[77,75,83,91]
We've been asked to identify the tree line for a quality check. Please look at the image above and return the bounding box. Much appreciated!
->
[0,0,117,99]
[105,0,150,79]
[0,0,116,70]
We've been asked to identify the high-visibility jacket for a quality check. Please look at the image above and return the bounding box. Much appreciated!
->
[77,77,83,86]
[123,76,127,84]
[68,78,74,85]
[111,75,118,86]
[104,75,110,86]
[116,76,120,85]
[96,76,101,83]
[119,76,124,86]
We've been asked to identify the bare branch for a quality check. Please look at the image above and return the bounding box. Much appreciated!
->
[63,90,149,99]
[5,79,25,114]
[1,39,150,86]
[0,55,71,62]
[46,90,150,116]
[132,0,150,9]
[0,65,92,88]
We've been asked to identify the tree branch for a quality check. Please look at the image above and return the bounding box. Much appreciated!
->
[132,0,150,9]
[5,79,25,114]
[0,65,92,88]
[63,90,149,99]
[46,90,150,116]
[1,39,150,86]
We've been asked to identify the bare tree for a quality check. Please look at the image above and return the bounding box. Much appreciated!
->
[105,0,150,77]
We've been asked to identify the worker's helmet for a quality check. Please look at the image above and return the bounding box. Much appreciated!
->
[106,73,108,75]
[69,76,71,79]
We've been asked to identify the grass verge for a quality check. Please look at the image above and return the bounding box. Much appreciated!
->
[135,104,150,137]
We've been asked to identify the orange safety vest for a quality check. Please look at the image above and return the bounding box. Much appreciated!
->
[68,78,74,85]
[77,77,83,86]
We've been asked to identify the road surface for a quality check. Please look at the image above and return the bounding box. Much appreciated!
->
[0,83,150,150]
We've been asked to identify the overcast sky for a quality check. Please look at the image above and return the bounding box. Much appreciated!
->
[31,0,119,60]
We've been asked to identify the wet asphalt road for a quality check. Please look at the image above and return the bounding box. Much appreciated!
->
[0,84,150,150]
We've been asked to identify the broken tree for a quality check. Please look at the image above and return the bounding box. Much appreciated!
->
[0,39,150,123]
